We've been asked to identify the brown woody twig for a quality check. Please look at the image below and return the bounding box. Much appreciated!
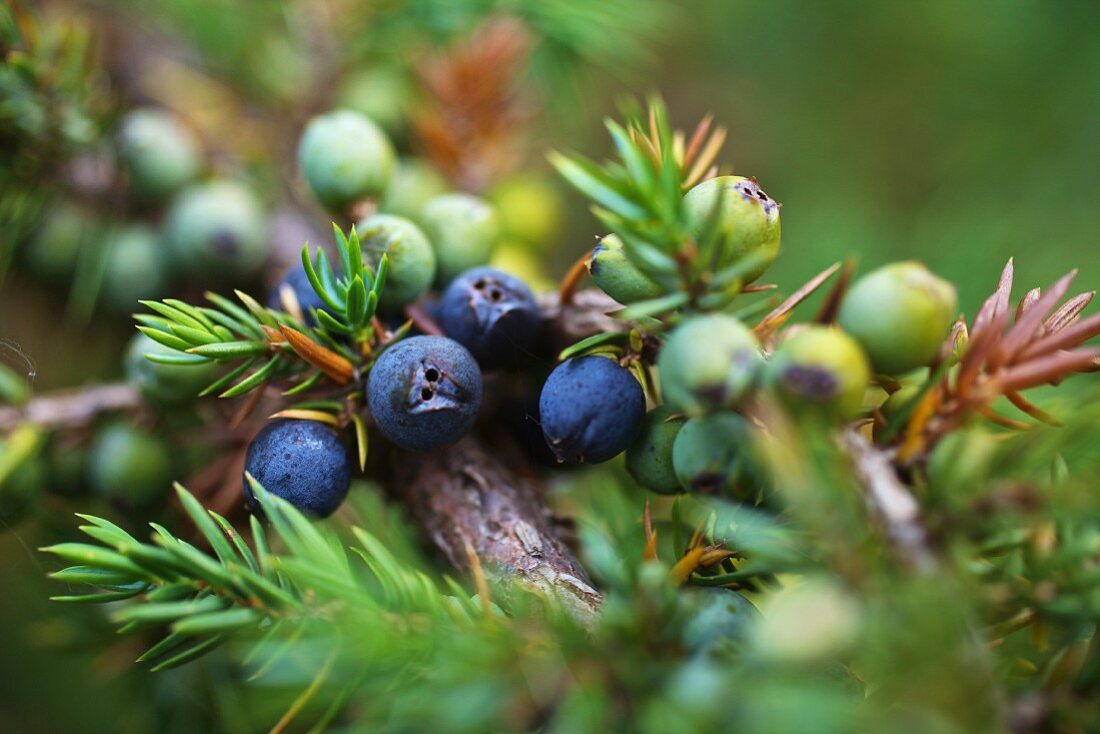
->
[398,437,602,625]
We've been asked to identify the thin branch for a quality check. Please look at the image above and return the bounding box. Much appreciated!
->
[0,382,141,432]
[841,430,936,573]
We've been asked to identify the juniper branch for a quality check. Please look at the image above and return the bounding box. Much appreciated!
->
[398,437,602,625]
[842,429,936,573]
[0,382,140,432]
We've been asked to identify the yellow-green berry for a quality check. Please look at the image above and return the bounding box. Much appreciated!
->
[658,314,761,416]
[588,234,664,305]
[837,261,957,376]
[298,109,395,212]
[421,193,500,285]
[380,159,449,223]
[765,326,870,423]
[671,412,756,498]
[356,214,436,310]
[165,180,268,279]
[88,423,173,506]
[23,201,93,283]
[100,225,170,311]
[683,175,781,284]
[117,108,202,203]
[125,332,218,405]
[489,174,564,249]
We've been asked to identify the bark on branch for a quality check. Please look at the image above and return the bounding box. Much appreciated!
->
[842,430,936,573]
[398,437,603,625]
[0,382,140,432]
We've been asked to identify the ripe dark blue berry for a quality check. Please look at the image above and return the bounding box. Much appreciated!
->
[243,419,352,518]
[436,267,539,369]
[539,356,645,464]
[267,264,332,327]
[367,336,483,452]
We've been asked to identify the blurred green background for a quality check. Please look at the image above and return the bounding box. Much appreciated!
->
[3,0,1099,731]
[641,0,1100,315]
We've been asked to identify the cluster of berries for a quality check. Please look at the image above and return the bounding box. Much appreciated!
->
[128,107,959,523]
[240,109,541,517]
[245,263,541,517]
[624,259,955,499]
[24,107,267,311]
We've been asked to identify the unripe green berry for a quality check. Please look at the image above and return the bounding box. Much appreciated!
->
[356,213,436,310]
[683,175,781,284]
[298,109,395,212]
[837,261,957,376]
[88,423,173,506]
[625,405,685,494]
[46,439,90,498]
[672,412,756,497]
[380,159,449,223]
[658,314,761,416]
[23,201,92,283]
[421,193,500,285]
[335,66,413,136]
[165,180,268,279]
[588,234,664,305]
[490,174,564,248]
[100,225,170,311]
[490,240,554,292]
[765,326,870,423]
[125,332,219,405]
[117,108,202,203]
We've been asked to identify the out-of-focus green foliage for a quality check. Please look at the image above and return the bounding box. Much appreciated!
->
[0,1,111,277]
[43,390,1100,732]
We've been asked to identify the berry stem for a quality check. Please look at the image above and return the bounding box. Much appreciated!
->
[558,249,591,307]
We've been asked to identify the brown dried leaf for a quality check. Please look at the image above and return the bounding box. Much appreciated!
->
[683,126,727,190]
[814,260,856,325]
[1016,288,1041,321]
[1045,291,1095,334]
[262,325,287,343]
[1005,391,1062,426]
[682,114,714,171]
[980,406,1035,431]
[971,259,1014,341]
[279,325,355,384]
[989,270,1076,370]
[754,262,842,338]
[1019,312,1100,361]
[994,347,1100,393]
